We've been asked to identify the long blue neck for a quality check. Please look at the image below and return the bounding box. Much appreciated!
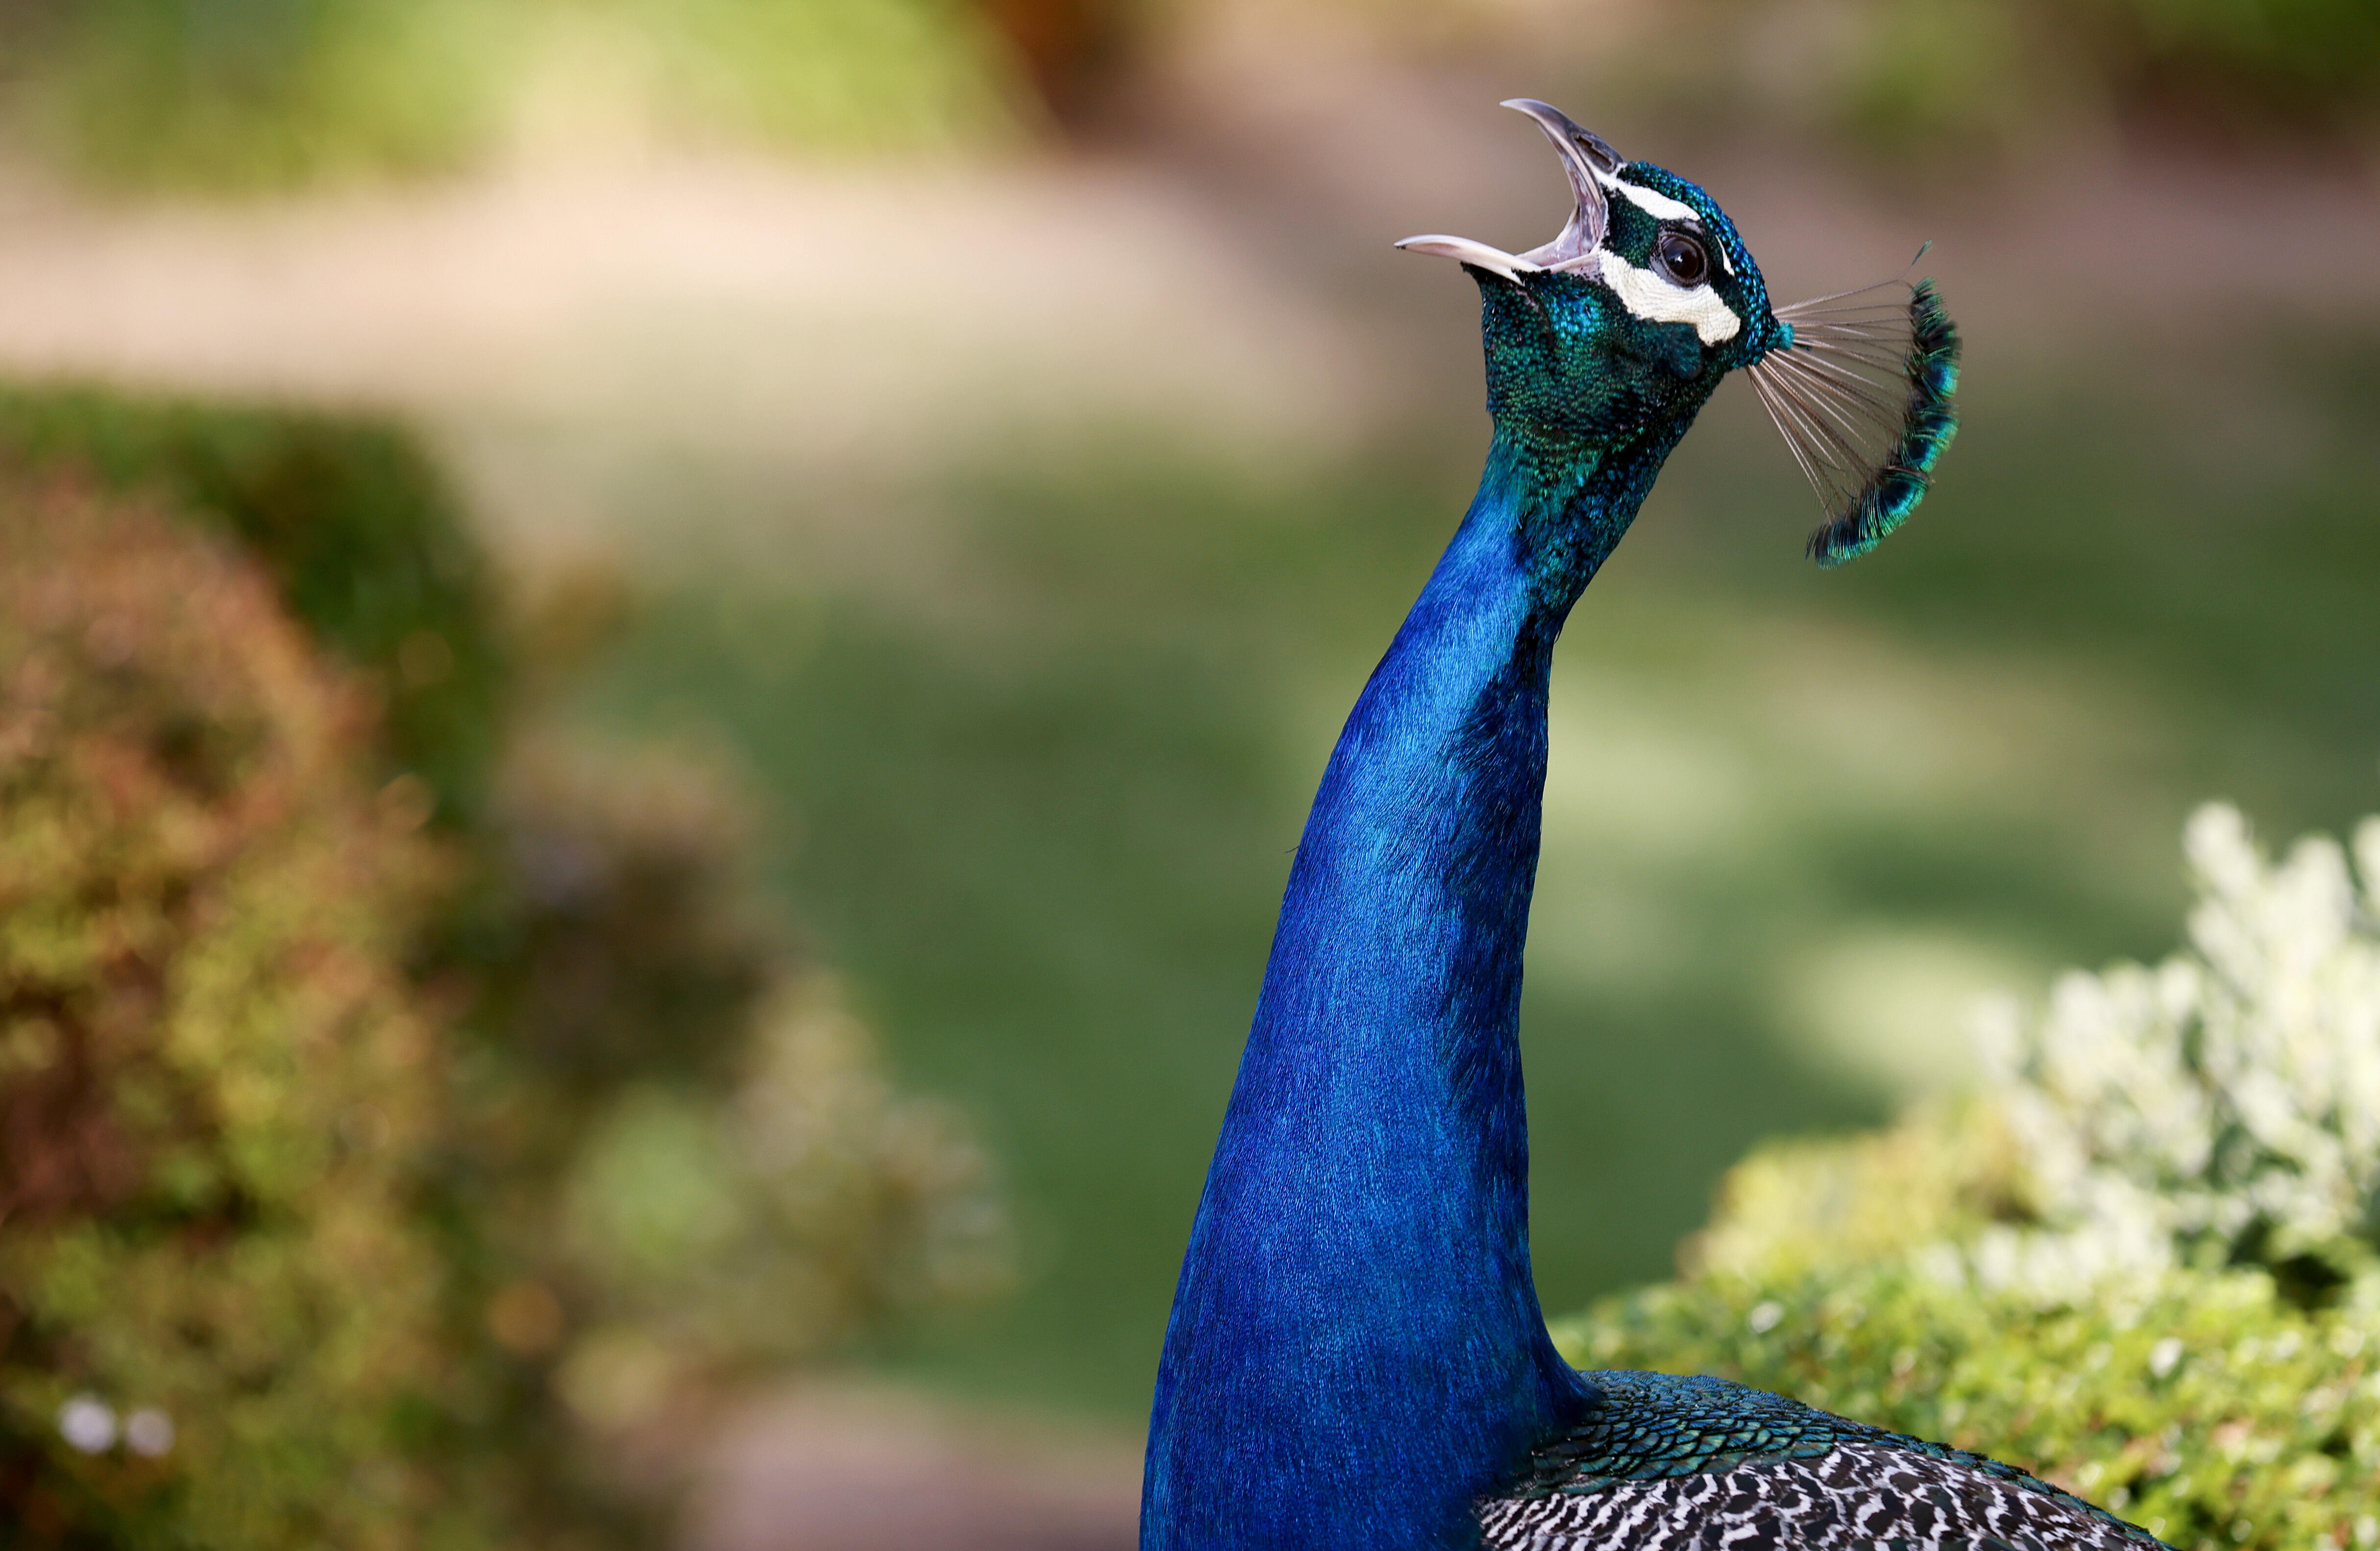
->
[1142,417,1690,1551]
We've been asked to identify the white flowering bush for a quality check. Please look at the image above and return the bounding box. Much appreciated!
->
[1559,803,2380,1551]
[1966,804,2380,1292]
[1680,802,2380,1301]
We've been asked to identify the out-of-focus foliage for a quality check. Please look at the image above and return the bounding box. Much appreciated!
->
[1702,0,2380,148]
[0,390,1009,1549]
[557,982,1010,1425]
[972,0,1135,123]
[1819,0,2380,146]
[0,0,1026,193]
[463,745,780,1099]
[1557,802,2380,1551]
[0,474,475,1548]
[448,742,1011,1462]
[0,386,507,824]
[562,0,1026,155]
[2074,0,2380,122]
[2,0,2371,184]
[1283,0,2380,152]
[0,0,504,190]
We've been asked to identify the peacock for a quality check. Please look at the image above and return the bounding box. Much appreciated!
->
[1140,101,2157,1551]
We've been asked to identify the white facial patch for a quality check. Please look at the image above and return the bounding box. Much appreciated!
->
[1594,168,1695,223]
[1590,167,1737,277]
[1595,252,1742,345]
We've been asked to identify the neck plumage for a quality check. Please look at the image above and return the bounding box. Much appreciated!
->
[1142,416,1692,1551]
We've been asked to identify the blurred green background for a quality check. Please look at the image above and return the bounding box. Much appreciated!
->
[0,0,2376,1546]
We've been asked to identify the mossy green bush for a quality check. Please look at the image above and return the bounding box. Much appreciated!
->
[1558,804,2380,1551]
[1562,1265,2380,1551]
[555,978,1010,1427]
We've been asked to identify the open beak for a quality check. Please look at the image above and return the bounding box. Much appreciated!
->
[1396,99,1617,281]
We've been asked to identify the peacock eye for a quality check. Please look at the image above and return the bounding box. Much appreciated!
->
[1653,230,1710,287]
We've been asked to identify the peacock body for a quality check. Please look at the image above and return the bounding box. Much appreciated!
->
[1139,102,2160,1551]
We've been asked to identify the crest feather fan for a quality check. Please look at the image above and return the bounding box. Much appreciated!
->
[1749,272,1963,566]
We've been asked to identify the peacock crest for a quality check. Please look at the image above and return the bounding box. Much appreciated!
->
[1756,268,1963,566]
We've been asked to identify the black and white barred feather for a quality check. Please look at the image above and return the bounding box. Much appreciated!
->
[1478,1374,2166,1551]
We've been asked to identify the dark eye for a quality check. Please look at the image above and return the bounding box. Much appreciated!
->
[1653,230,1709,286]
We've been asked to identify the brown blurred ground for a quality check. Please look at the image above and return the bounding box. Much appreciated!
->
[684,1386,1137,1551]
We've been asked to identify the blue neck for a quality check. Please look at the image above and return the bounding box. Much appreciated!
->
[1142,418,1690,1551]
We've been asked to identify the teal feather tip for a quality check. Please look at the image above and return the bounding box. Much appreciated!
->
[1747,275,1962,568]
[1808,280,1962,566]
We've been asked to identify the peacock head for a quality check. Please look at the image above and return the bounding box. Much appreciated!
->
[1399,101,1781,441]
[1399,99,1962,565]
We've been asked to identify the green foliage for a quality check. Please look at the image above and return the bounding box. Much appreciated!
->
[1560,1267,2380,1551]
[457,743,778,1097]
[3,0,505,191]
[0,384,507,824]
[2077,0,2380,114]
[0,0,1024,193]
[1964,802,2380,1292]
[1559,804,2380,1551]
[570,0,1025,153]
[1829,0,2042,151]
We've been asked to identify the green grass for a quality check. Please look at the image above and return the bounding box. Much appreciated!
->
[554,327,2380,1419]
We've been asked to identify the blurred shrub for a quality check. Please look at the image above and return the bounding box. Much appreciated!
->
[446,742,1010,1464]
[0,385,507,824]
[556,981,1010,1430]
[1688,801,2380,1300]
[0,474,476,1547]
[0,392,1010,1547]
[0,0,504,190]
[976,0,1135,122]
[0,0,1028,193]
[1558,802,2380,1551]
[461,744,779,1100]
